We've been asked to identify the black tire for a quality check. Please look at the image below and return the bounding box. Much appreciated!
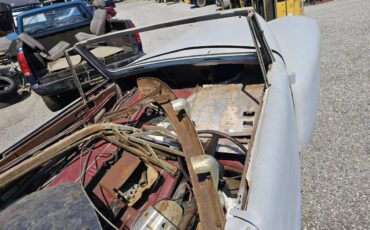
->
[42,91,79,112]
[0,75,17,100]
[41,94,64,112]
[196,0,207,7]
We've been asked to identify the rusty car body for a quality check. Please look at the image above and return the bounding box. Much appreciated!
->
[0,8,320,230]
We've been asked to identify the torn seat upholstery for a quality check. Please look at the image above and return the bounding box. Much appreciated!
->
[17,33,70,61]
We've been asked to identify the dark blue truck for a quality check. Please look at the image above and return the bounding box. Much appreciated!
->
[15,1,143,111]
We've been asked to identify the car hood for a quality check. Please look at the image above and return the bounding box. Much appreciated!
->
[133,14,281,64]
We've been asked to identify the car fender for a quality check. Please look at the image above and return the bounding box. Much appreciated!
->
[226,58,301,230]
[268,16,321,151]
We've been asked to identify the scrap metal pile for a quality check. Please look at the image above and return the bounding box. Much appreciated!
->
[0,77,258,229]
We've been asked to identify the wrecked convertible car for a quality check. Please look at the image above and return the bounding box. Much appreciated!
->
[0,9,320,230]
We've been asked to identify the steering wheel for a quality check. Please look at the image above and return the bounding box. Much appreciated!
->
[197,130,248,156]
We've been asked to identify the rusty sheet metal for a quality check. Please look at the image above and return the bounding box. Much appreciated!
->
[131,206,177,230]
[188,84,264,136]
[102,87,161,122]
[126,165,158,206]
[120,169,179,228]
[178,199,196,230]
[136,77,225,230]
[154,200,183,227]
[82,92,115,122]
[100,152,141,196]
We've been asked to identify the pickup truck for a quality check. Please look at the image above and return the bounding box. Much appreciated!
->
[15,1,143,111]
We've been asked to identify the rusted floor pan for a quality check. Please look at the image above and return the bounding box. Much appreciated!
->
[188,84,264,136]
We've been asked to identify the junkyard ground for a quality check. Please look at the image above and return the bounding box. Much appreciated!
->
[0,0,368,228]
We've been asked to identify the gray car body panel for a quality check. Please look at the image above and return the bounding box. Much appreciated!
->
[226,57,301,230]
[225,16,320,230]
[131,14,281,65]
[268,16,321,151]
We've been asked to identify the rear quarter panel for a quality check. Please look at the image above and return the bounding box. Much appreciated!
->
[268,16,321,151]
[228,17,320,228]
[226,58,301,230]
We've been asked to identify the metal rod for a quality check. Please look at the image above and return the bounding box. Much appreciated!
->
[247,11,269,88]
[73,8,255,80]
[76,8,254,47]
[64,49,87,103]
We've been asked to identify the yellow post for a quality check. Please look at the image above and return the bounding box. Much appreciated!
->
[293,0,304,15]
[275,0,287,18]
[286,0,303,16]
[275,0,302,18]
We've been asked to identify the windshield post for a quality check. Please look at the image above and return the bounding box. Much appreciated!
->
[247,11,274,89]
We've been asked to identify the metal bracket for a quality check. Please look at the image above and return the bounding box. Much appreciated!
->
[190,154,220,190]
[170,98,190,115]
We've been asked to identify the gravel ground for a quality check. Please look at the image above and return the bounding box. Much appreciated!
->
[116,0,218,53]
[0,93,54,152]
[0,0,368,228]
[301,0,369,229]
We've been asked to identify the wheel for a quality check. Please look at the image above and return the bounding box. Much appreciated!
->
[198,130,248,156]
[41,95,64,112]
[0,75,17,100]
[196,0,207,7]
[42,91,79,112]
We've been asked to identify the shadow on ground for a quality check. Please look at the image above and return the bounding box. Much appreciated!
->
[0,91,31,109]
